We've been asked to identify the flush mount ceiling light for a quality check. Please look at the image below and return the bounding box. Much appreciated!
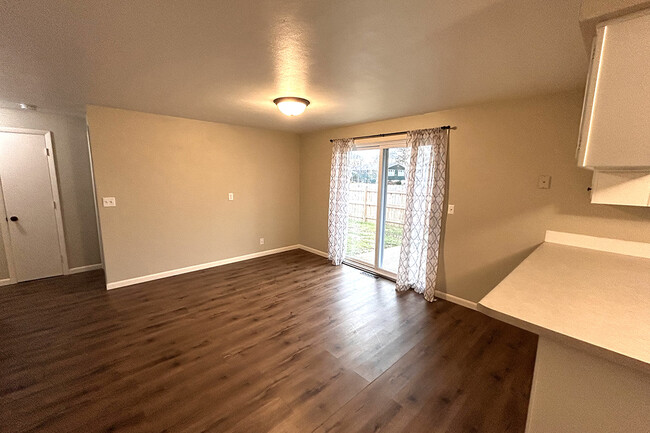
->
[273,97,310,116]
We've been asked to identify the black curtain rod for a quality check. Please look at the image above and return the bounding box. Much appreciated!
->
[329,125,456,143]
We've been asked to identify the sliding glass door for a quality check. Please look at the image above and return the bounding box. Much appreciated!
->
[381,147,408,273]
[346,149,380,265]
[346,141,409,276]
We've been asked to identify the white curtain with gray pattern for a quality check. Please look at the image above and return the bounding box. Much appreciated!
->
[327,138,354,265]
[396,128,448,301]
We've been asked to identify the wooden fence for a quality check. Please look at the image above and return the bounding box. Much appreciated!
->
[348,183,406,224]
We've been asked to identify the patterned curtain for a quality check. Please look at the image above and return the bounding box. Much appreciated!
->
[396,128,448,301]
[327,138,354,265]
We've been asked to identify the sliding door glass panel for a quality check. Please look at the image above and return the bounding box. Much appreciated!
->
[379,147,409,273]
[346,149,380,265]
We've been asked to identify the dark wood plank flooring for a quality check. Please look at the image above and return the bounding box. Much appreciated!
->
[0,250,537,433]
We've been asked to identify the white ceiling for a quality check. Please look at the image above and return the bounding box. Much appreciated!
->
[0,0,588,133]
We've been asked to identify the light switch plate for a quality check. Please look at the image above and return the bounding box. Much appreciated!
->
[228,193,234,201]
[448,204,455,214]
[537,175,552,189]
[102,197,116,207]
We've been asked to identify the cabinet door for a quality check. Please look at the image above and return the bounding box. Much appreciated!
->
[577,11,650,169]
[590,171,650,206]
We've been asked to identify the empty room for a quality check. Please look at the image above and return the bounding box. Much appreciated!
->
[1,1,649,432]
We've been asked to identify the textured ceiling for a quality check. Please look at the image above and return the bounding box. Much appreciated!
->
[0,0,588,132]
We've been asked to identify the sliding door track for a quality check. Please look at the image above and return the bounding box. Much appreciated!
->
[343,260,396,282]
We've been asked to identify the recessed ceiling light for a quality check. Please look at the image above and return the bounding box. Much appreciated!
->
[19,103,37,110]
[273,97,310,116]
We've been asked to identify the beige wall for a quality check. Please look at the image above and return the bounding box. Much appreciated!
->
[299,91,650,302]
[0,108,101,279]
[86,106,300,285]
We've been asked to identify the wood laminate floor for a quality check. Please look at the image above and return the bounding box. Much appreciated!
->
[0,250,537,433]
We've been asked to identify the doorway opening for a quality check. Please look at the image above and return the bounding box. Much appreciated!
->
[345,137,409,278]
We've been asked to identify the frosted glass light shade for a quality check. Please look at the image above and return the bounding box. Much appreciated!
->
[273,97,310,116]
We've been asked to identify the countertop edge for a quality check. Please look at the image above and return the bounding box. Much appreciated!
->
[476,302,650,375]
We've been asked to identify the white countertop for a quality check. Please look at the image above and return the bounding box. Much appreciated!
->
[478,241,650,373]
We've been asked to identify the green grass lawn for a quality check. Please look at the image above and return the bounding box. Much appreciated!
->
[346,219,403,257]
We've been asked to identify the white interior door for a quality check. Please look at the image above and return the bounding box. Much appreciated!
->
[0,131,64,282]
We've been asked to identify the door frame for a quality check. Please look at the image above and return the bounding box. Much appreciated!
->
[343,136,407,279]
[0,127,69,285]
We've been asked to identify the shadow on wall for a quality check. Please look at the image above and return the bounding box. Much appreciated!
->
[437,244,539,301]
[551,145,650,222]
[434,139,542,301]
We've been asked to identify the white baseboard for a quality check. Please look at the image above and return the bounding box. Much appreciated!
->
[103,243,480,314]
[294,245,480,310]
[0,265,101,286]
[68,263,103,274]
[545,230,650,259]
[435,291,478,310]
[295,245,478,310]
[106,245,301,290]
[298,244,329,258]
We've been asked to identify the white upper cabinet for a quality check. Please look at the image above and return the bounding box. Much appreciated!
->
[577,10,650,169]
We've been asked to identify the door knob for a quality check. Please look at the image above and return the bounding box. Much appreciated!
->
[9,216,18,221]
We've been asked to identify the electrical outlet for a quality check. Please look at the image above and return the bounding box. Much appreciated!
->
[537,175,551,189]
[102,197,116,207]
[259,238,265,245]
[448,204,455,215]
[228,193,234,201]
